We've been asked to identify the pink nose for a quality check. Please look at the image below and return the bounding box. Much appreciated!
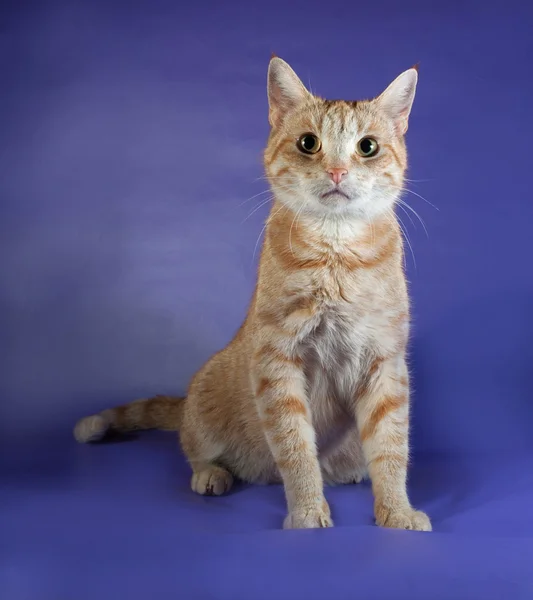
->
[327,168,348,184]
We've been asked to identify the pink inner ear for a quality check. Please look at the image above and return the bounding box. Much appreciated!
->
[267,58,309,127]
[268,105,281,128]
[398,114,410,135]
[377,69,418,135]
[268,85,296,127]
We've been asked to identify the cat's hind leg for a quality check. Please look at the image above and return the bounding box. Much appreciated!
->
[181,426,234,496]
[178,396,235,497]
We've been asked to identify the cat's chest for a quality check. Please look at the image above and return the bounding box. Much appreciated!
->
[297,276,403,374]
[305,303,368,366]
[281,256,406,365]
[300,304,369,426]
[300,267,379,345]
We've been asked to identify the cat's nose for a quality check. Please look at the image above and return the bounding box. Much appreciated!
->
[327,168,348,184]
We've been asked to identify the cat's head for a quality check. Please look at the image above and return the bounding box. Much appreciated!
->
[264,57,418,221]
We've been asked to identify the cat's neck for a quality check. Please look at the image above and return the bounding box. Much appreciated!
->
[267,200,399,257]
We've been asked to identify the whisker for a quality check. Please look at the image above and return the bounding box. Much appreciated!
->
[236,182,301,214]
[387,209,416,270]
[397,199,429,238]
[396,202,416,229]
[237,188,278,208]
[398,216,416,270]
[242,197,274,223]
[289,200,307,257]
[382,210,405,269]
[295,197,311,243]
[379,188,431,239]
[252,203,287,264]
[403,187,439,211]
[388,184,439,211]
[404,177,435,184]
[378,189,416,228]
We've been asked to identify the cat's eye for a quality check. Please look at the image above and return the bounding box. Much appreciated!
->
[357,137,379,157]
[297,133,322,154]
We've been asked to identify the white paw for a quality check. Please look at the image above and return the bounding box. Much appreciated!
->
[376,505,432,531]
[284,501,333,529]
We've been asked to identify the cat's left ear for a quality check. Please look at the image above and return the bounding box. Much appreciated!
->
[376,67,418,135]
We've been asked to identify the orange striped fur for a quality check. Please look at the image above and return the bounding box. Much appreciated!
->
[74,57,431,531]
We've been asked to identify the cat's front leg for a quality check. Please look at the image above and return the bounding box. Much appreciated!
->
[252,340,332,529]
[356,354,431,531]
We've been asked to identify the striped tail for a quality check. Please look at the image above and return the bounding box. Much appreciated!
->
[73,395,185,443]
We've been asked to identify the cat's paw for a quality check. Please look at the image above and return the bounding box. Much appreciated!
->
[191,466,233,496]
[284,501,333,529]
[375,505,432,531]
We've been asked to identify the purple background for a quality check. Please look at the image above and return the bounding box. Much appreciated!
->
[2,1,533,598]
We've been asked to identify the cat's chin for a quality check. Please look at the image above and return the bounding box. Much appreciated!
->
[277,192,389,222]
[318,195,353,211]
[313,202,392,223]
[314,196,371,219]
[308,203,369,222]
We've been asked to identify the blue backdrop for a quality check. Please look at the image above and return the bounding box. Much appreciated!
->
[2,1,533,598]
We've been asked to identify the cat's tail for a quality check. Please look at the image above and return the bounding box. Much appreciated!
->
[73,394,185,443]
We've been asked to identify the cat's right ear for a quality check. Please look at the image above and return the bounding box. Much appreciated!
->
[267,57,310,128]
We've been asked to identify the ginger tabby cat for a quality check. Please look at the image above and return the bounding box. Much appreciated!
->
[74,57,431,532]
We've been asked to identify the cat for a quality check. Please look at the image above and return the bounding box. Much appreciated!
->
[74,56,431,532]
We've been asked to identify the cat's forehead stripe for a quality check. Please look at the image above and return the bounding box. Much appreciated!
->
[310,99,368,138]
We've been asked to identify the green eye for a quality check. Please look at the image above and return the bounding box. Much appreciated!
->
[297,133,322,154]
[357,137,379,157]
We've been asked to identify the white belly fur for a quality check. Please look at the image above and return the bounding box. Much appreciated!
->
[304,305,376,456]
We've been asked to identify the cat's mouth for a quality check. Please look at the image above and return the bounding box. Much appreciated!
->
[320,189,351,201]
